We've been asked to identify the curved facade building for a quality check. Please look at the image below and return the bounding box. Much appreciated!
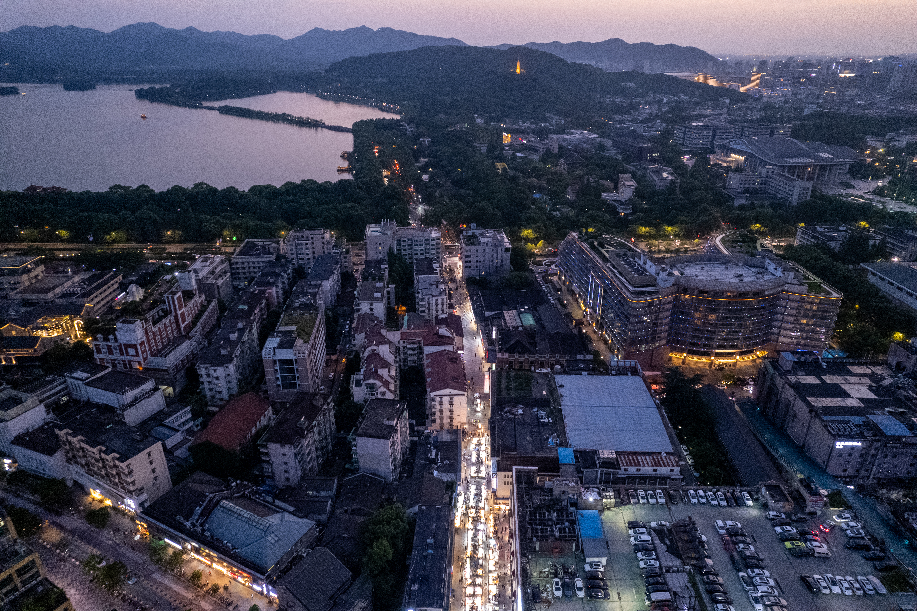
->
[557,234,842,364]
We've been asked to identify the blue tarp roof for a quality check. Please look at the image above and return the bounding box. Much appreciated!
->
[558,447,575,464]
[868,414,912,437]
[577,510,603,540]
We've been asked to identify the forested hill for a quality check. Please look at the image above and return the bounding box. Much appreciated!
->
[322,45,744,121]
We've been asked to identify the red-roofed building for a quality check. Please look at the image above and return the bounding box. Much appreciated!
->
[615,451,681,478]
[192,392,273,452]
[424,351,467,431]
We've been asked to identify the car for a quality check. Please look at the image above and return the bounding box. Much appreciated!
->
[725,521,742,530]
[834,512,854,523]
[755,586,779,596]
[857,575,876,595]
[818,522,833,533]
[801,575,820,593]
[627,520,646,529]
[702,575,724,585]
[726,525,747,536]
[837,576,854,596]
[584,561,604,572]
[738,573,755,591]
[863,550,886,561]
[845,538,872,550]
[735,544,755,553]
[629,528,648,536]
[772,518,792,527]
[630,535,652,545]
[846,528,867,538]
[731,535,753,545]
[689,490,698,504]
[644,577,666,587]
[705,584,726,594]
[824,574,842,594]
[126,575,138,585]
[636,551,657,561]
[574,578,585,598]
[650,521,670,529]
[647,489,656,504]
[803,534,821,543]
[807,541,829,551]
[766,511,786,520]
[587,588,607,599]
[552,578,562,598]
[812,574,831,594]
[642,566,662,577]
[697,490,707,504]
[711,593,733,604]
[715,520,728,535]
[584,570,605,580]
[747,593,765,611]
[646,585,669,594]
[742,491,754,506]
[874,560,899,572]
[774,525,795,535]
[668,490,680,504]
[760,596,789,607]
[699,567,718,576]
[717,491,727,505]
[639,560,660,569]
[531,586,542,603]
[842,521,863,531]
[846,576,864,596]
[744,558,766,569]
[638,490,647,504]
[867,575,888,594]
[723,491,736,506]
[790,513,808,523]
[562,578,574,598]
[714,605,735,611]
[585,578,606,589]
[656,490,666,504]
[628,490,638,504]
[707,490,719,506]
[633,543,654,552]
[753,577,777,588]
[746,569,770,578]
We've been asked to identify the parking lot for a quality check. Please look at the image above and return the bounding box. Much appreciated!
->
[525,490,911,611]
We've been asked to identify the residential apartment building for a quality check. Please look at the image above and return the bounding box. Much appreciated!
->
[354,399,409,482]
[262,283,327,402]
[862,262,917,315]
[0,255,44,293]
[460,226,511,279]
[425,350,467,431]
[230,239,279,288]
[56,405,173,510]
[66,366,166,426]
[282,229,334,270]
[196,319,260,406]
[415,258,448,320]
[259,393,335,488]
[193,392,273,453]
[365,221,442,265]
[0,386,48,454]
[305,253,341,307]
[179,255,232,302]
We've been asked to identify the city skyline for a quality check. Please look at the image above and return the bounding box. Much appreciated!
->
[3,0,917,57]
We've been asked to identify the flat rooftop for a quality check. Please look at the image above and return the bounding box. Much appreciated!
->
[672,261,775,282]
[555,375,672,454]
[863,261,917,290]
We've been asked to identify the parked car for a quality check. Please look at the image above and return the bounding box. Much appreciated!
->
[867,575,888,594]
[655,489,666,504]
[845,538,872,550]
[644,577,666,587]
[703,575,725,585]
[629,528,648,536]
[552,578,562,598]
[747,593,765,611]
[697,490,707,504]
[755,586,779,597]
[627,521,646,529]
[705,584,726,594]
[711,593,732,604]
[833,512,854,522]
[636,551,657,561]
[562,578,573,598]
[824,574,842,594]
[857,575,876,595]
[742,491,754,506]
[846,575,864,596]
[638,490,647,504]
[746,569,771,578]
[628,490,638,504]
[633,543,654,552]
[812,574,831,594]
[584,561,604,572]
[760,596,789,607]
[587,588,607,599]
[642,567,662,577]
[837,576,854,596]
[766,511,786,520]
[738,573,755,591]
[863,550,886,561]
[638,560,660,569]
[585,578,606,589]
[715,520,728,535]
[717,491,727,505]
[689,490,698,504]
[574,578,585,598]
[668,489,680,504]
[753,577,777,588]
[630,535,652,545]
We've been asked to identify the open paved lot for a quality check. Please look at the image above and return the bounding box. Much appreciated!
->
[527,496,912,611]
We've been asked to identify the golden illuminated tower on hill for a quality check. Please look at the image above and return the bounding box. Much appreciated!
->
[515,59,523,75]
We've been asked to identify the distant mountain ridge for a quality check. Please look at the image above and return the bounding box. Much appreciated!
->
[494,38,719,73]
[0,22,717,80]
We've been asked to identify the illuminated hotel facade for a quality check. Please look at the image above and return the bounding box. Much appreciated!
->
[557,234,842,364]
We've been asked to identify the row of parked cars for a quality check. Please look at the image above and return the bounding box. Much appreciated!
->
[689,488,753,507]
[714,519,788,611]
[627,521,676,606]
[800,573,888,596]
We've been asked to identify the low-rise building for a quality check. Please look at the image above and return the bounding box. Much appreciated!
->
[193,392,273,453]
[306,253,341,307]
[402,505,452,611]
[354,399,409,482]
[757,353,917,483]
[0,255,44,293]
[862,261,917,315]
[0,386,48,454]
[460,226,511,279]
[142,472,318,598]
[66,367,166,426]
[425,350,467,431]
[231,239,279,289]
[414,258,448,320]
[259,393,335,488]
[179,255,232,302]
[276,547,352,611]
[283,229,334,271]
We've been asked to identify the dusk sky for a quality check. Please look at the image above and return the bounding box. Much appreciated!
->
[3,0,915,57]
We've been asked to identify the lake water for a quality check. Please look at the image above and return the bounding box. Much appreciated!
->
[0,84,398,192]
